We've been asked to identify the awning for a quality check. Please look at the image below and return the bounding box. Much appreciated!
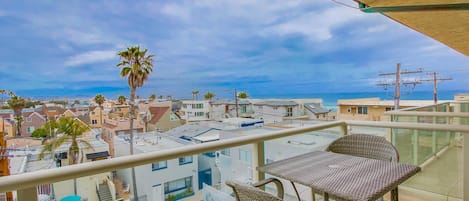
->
[354,0,469,56]
[86,151,109,160]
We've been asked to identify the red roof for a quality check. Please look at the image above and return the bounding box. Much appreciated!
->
[148,106,169,124]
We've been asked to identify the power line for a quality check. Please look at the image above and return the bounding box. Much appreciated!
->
[377,63,423,110]
[377,64,453,108]
[419,72,452,104]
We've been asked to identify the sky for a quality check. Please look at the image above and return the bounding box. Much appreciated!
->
[0,0,468,100]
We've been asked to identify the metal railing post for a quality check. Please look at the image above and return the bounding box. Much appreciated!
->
[340,124,349,136]
[252,142,265,182]
[464,134,469,201]
[412,129,419,165]
[17,187,37,201]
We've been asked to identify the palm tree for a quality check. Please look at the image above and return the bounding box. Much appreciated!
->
[7,95,26,136]
[192,90,199,100]
[204,92,215,100]
[8,91,15,97]
[0,89,6,105]
[94,94,105,127]
[117,95,127,105]
[39,117,92,194]
[149,93,157,102]
[166,95,172,101]
[158,95,163,99]
[238,91,249,99]
[117,45,154,201]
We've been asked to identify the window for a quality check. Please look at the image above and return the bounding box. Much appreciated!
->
[91,119,98,124]
[195,112,204,117]
[286,107,293,117]
[241,105,247,113]
[385,107,394,111]
[203,152,216,158]
[239,149,251,163]
[26,117,32,122]
[358,106,368,114]
[91,112,95,115]
[164,176,193,200]
[182,104,187,108]
[152,161,168,171]
[179,156,193,165]
[170,113,178,121]
[221,149,230,156]
[27,126,35,133]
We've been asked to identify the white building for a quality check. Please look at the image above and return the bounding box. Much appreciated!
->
[217,125,340,200]
[249,99,326,123]
[251,100,301,123]
[209,100,253,120]
[114,133,199,201]
[180,100,210,122]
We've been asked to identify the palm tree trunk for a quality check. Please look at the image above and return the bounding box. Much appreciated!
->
[70,138,79,195]
[129,87,139,201]
[100,104,103,128]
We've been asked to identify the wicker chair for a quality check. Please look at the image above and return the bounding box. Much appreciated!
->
[324,134,400,201]
[325,134,399,162]
[226,178,284,201]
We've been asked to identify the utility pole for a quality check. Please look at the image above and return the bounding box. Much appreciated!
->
[1,119,13,201]
[234,88,239,118]
[377,63,423,110]
[420,72,452,104]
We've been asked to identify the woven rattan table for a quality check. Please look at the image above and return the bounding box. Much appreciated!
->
[257,151,420,201]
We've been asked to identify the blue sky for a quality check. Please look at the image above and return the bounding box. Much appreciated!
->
[0,1,468,99]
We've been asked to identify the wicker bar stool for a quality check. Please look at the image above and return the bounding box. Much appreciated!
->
[226,178,285,201]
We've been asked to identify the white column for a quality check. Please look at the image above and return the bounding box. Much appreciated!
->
[464,134,469,201]
[252,142,265,182]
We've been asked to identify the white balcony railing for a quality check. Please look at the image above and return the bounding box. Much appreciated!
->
[0,118,468,201]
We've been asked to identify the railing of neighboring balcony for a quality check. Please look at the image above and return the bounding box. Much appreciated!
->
[0,117,468,201]
[382,101,469,200]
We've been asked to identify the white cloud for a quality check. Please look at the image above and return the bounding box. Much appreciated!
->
[161,3,191,20]
[64,50,116,67]
[268,6,366,41]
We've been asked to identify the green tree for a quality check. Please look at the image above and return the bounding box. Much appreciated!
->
[31,128,47,139]
[166,95,172,101]
[237,91,249,99]
[7,95,26,136]
[117,45,154,200]
[149,93,157,102]
[204,92,215,100]
[94,94,105,127]
[74,100,81,105]
[192,90,199,100]
[117,95,127,105]
[39,117,92,195]
[158,95,163,99]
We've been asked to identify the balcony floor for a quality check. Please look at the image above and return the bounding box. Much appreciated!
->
[400,145,462,200]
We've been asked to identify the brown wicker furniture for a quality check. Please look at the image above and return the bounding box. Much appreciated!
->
[326,134,400,201]
[226,178,284,201]
[326,134,399,162]
[257,151,420,201]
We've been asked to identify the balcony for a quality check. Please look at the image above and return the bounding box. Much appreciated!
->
[0,101,468,201]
